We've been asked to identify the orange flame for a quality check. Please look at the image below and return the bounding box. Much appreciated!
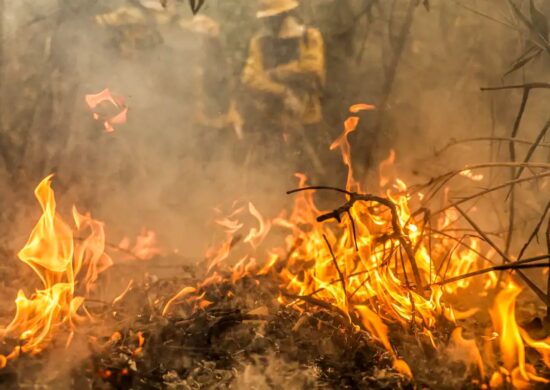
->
[459,169,484,182]
[378,149,396,188]
[85,88,128,133]
[118,229,161,261]
[163,104,548,384]
[447,327,485,378]
[488,281,549,387]
[0,175,112,365]
[330,116,361,192]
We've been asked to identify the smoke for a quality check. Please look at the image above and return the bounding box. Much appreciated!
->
[0,0,549,385]
[1,0,548,252]
[233,352,318,389]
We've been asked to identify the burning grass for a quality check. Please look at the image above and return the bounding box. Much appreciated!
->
[0,105,549,388]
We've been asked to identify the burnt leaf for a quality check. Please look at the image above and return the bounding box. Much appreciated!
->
[189,0,206,14]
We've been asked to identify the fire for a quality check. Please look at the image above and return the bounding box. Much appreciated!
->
[379,149,396,188]
[161,104,549,384]
[85,88,128,133]
[488,280,549,388]
[118,229,161,261]
[447,327,485,378]
[0,175,112,365]
[259,108,467,362]
[460,169,484,182]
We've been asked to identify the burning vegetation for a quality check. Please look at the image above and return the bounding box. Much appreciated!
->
[0,104,548,388]
[0,0,549,389]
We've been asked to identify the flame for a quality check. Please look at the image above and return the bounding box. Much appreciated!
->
[379,149,396,188]
[133,331,145,356]
[85,88,128,133]
[0,175,112,365]
[183,103,501,377]
[118,229,161,261]
[163,104,548,384]
[162,286,197,316]
[349,103,376,113]
[488,281,549,387]
[243,202,271,249]
[330,116,361,192]
[459,169,484,182]
[112,279,134,305]
[448,327,485,378]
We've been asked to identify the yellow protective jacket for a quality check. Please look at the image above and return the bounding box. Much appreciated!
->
[242,17,325,125]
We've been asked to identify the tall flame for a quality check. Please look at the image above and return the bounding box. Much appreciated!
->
[0,175,112,366]
[489,281,549,388]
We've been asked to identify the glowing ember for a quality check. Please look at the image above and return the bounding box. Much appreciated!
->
[460,169,484,182]
[0,175,112,365]
[85,88,128,133]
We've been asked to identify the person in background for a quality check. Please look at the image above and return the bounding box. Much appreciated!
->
[97,3,240,156]
[95,0,169,57]
[241,0,326,175]
[180,15,242,145]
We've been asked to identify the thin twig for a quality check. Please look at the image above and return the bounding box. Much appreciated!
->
[418,162,550,204]
[323,234,348,306]
[516,198,550,261]
[514,119,550,180]
[345,210,359,251]
[434,136,550,157]
[431,170,550,216]
[282,292,350,325]
[316,192,423,291]
[436,236,466,282]
[505,88,532,255]
[287,186,353,196]
[481,83,550,91]
[451,0,519,30]
[74,236,147,262]
[454,205,546,303]
[434,261,549,287]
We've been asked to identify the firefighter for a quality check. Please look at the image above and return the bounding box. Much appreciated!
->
[180,15,239,140]
[241,0,326,174]
[94,0,173,57]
